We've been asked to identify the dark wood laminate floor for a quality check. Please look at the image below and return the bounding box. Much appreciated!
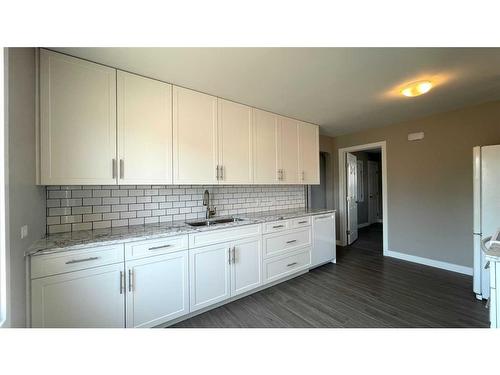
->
[172,226,488,328]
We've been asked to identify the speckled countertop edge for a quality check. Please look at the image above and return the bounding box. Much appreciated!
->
[485,244,500,262]
[27,208,335,256]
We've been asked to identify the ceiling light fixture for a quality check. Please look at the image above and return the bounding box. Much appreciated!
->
[401,80,433,97]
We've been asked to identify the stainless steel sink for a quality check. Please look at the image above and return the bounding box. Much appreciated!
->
[186,217,244,227]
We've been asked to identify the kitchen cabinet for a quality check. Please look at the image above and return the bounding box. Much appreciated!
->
[39,49,117,185]
[173,86,218,184]
[298,121,320,184]
[126,251,189,328]
[253,109,280,184]
[279,117,300,184]
[189,243,231,312]
[217,99,253,184]
[230,237,262,297]
[31,263,125,328]
[189,235,262,311]
[117,71,173,184]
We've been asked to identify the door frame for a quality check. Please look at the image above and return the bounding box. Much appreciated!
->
[338,141,388,255]
[367,160,380,225]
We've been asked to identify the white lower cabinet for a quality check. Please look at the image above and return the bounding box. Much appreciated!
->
[31,263,125,328]
[126,251,189,328]
[189,243,231,312]
[189,236,262,312]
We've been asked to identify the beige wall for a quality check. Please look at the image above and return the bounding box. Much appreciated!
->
[7,48,46,327]
[324,100,500,268]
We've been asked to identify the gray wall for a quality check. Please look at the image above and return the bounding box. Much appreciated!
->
[321,100,500,268]
[7,48,46,327]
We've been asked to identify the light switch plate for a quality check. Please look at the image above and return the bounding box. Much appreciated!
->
[21,225,28,239]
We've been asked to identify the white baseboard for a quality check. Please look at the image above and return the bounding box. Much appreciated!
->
[358,222,370,229]
[385,250,473,275]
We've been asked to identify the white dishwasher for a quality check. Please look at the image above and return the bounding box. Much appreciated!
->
[311,213,336,268]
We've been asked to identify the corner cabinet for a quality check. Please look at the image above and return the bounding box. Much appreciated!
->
[39,49,117,185]
[117,71,173,184]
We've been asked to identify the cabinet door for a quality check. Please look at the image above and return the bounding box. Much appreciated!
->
[279,117,300,184]
[39,49,117,185]
[189,243,231,312]
[218,99,253,184]
[253,109,280,184]
[173,86,218,184]
[126,251,189,328]
[31,263,125,328]
[298,122,320,184]
[230,237,262,297]
[117,71,172,184]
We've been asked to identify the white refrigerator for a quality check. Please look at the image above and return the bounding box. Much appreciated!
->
[473,145,500,300]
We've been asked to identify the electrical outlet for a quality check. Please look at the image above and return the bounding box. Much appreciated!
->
[21,225,28,239]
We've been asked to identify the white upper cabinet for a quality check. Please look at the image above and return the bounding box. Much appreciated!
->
[217,99,253,184]
[298,122,320,184]
[39,49,117,185]
[117,71,173,184]
[253,109,280,184]
[173,86,218,184]
[279,117,300,184]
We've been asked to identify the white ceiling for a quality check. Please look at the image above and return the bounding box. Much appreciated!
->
[53,48,500,137]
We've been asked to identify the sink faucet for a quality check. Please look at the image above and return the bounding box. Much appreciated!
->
[202,190,216,219]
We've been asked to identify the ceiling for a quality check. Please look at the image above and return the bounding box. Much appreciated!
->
[52,48,500,137]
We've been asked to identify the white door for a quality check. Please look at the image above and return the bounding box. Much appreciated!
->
[39,49,117,185]
[346,153,358,244]
[189,243,231,312]
[230,237,262,297]
[126,251,189,328]
[117,71,172,184]
[279,117,300,184]
[368,160,380,224]
[31,263,125,328]
[298,122,320,184]
[253,109,280,184]
[173,86,218,184]
[218,99,253,184]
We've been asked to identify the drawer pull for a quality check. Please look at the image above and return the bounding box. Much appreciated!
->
[65,256,99,265]
[120,271,124,294]
[286,240,297,244]
[287,262,298,267]
[149,244,172,251]
[272,225,285,229]
[298,220,308,224]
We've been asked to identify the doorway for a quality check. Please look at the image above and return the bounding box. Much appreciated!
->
[338,141,387,255]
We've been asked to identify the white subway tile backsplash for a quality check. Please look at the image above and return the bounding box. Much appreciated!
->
[45,185,305,234]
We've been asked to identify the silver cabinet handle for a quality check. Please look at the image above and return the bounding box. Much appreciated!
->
[216,165,220,180]
[120,159,124,179]
[228,247,231,264]
[272,225,284,229]
[287,262,298,267]
[120,271,124,294]
[485,261,490,270]
[65,256,99,264]
[128,269,133,292]
[286,240,297,244]
[298,220,308,224]
[112,159,117,178]
[301,171,305,181]
[232,246,236,264]
[148,244,172,251]
[220,165,224,180]
[281,169,285,181]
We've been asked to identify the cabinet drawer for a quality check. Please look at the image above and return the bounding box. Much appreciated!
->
[290,216,311,228]
[263,220,290,234]
[189,224,261,248]
[125,235,188,261]
[263,248,311,284]
[263,227,312,259]
[31,244,124,279]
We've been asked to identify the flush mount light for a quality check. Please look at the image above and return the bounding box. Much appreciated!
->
[401,80,433,97]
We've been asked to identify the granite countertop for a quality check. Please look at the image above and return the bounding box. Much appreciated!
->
[485,243,500,262]
[27,208,335,256]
